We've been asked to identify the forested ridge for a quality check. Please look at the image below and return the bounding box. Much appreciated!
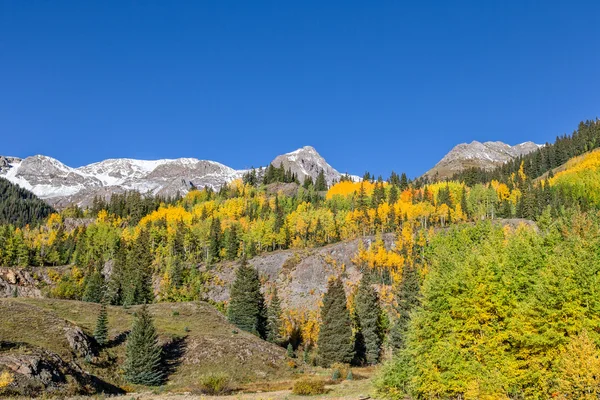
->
[2,118,600,398]
[0,177,54,227]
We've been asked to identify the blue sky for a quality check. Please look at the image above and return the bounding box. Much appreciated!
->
[1,1,599,178]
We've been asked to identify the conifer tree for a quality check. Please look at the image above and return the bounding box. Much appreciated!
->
[355,276,383,365]
[266,287,283,344]
[124,304,163,386]
[317,278,354,367]
[83,270,105,303]
[207,217,221,264]
[94,302,109,346]
[224,224,239,260]
[227,258,267,338]
[315,170,328,191]
[124,226,154,306]
[399,173,409,191]
[391,263,420,351]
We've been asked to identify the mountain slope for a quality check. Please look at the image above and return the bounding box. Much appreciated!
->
[425,141,541,180]
[0,176,55,227]
[0,298,290,395]
[270,146,346,185]
[0,147,350,208]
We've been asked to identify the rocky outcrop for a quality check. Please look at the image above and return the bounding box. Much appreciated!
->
[0,268,46,298]
[204,233,395,310]
[63,327,95,360]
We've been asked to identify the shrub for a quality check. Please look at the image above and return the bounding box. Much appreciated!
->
[346,369,354,380]
[172,310,180,316]
[198,373,230,395]
[292,377,326,395]
[0,370,14,389]
[331,369,341,381]
[331,362,350,380]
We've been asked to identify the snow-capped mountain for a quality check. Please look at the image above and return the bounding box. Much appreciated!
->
[424,141,542,179]
[0,146,350,207]
[270,146,356,185]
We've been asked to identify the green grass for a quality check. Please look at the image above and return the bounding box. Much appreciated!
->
[0,298,292,392]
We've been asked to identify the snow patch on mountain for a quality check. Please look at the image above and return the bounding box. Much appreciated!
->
[0,147,355,207]
[424,140,542,179]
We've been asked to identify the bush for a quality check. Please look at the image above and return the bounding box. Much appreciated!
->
[331,369,341,381]
[292,378,326,395]
[331,362,350,380]
[198,373,230,395]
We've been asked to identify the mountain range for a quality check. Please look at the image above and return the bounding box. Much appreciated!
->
[0,146,351,207]
[0,140,541,207]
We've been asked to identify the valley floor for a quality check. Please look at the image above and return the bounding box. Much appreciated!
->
[67,377,373,399]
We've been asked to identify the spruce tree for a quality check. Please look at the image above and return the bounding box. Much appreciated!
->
[355,276,383,365]
[83,270,105,303]
[317,278,354,367]
[123,304,163,386]
[315,170,327,191]
[266,287,283,344]
[227,258,267,338]
[208,217,221,264]
[391,263,421,351]
[94,302,109,346]
[124,226,154,306]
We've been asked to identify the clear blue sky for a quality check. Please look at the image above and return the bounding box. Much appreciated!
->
[1,1,599,178]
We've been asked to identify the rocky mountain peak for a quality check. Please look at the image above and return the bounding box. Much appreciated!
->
[271,146,342,185]
[0,146,355,207]
[424,140,542,179]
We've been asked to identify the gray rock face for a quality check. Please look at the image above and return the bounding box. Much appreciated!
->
[203,233,395,310]
[1,147,355,207]
[270,145,351,185]
[424,141,542,180]
[63,327,95,359]
[0,268,46,298]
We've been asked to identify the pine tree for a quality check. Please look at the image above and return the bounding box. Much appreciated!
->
[124,226,154,306]
[224,224,239,260]
[83,270,105,303]
[208,217,221,264]
[317,278,354,367]
[399,173,409,191]
[123,304,163,386]
[391,263,420,351]
[227,258,267,338]
[355,276,383,365]
[94,302,109,346]
[287,343,295,358]
[315,170,327,191]
[266,287,283,344]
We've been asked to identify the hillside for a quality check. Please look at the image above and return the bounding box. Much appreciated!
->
[0,177,55,227]
[0,298,290,396]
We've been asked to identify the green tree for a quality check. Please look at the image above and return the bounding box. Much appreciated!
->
[227,258,267,338]
[355,276,383,365]
[94,302,109,346]
[82,270,105,303]
[123,305,163,386]
[315,170,328,191]
[390,262,420,351]
[266,287,283,344]
[317,278,354,367]
[123,227,154,306]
